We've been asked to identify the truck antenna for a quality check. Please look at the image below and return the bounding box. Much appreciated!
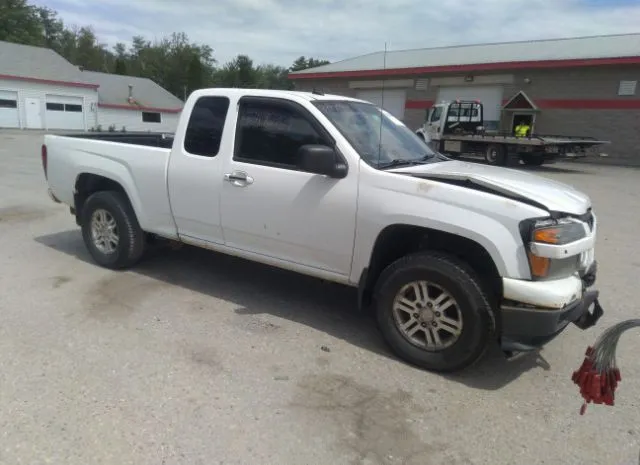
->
[377,41,387,167]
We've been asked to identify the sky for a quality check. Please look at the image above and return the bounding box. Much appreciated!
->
[35,0,640,67]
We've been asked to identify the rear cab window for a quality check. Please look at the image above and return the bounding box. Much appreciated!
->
[183,96,230,157]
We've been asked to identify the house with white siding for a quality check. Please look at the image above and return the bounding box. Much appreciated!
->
[82,71,183,133]
[0,40,183,133]
[0,41,99,131]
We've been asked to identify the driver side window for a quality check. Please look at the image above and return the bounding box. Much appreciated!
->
[430,106,442,123]
[234,98,330,170]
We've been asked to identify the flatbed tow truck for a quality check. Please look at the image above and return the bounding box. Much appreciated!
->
[415,100,610,166]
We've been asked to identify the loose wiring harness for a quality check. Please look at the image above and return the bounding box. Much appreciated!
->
[572,318,640,415]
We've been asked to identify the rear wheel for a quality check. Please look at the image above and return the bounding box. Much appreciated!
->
[373,251,494,372]
[485,144,506,166]
[521,155,545,166]
[81,191,146,269]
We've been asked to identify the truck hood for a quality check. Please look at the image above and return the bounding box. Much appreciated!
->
[389,160,591,215]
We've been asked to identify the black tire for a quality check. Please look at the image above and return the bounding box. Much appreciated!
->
[521,155,544,166]
[373,251,494,372]
[485,144,506,166]
[81,190,146,269]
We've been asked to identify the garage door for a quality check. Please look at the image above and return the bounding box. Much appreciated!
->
[356,89,407,121]
[437,86,503,130]
[45,95,84,130]
[0,90,19,128]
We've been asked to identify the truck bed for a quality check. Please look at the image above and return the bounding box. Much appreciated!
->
[44,133,176,239]
[441,133,609,147]
[61,131,175,149]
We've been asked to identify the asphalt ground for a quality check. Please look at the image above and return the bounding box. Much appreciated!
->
[1,130,639,465]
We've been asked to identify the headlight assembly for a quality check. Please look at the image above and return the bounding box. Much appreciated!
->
[520,217,588,280]
[531,218,586,245]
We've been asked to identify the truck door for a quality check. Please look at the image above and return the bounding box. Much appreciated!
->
[166,95,231,244]
[219,96,358,278]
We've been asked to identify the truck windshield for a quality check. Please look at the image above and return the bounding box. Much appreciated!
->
[313,100,439,169]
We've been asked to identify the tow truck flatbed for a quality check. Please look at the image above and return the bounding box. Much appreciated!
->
[416,100,610,166]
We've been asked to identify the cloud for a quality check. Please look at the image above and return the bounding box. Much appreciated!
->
[36,0,640,67]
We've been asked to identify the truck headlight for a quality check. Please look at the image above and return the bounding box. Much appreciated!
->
[531,219,586,245]
[520,218,587,279]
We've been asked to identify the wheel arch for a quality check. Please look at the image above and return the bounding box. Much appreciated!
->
[74,172,143,228]
[357,223,503,312]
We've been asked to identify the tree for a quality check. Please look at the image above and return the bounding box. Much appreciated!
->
[290,56,330,72]
[114,58,127,75]
[36,6,65,51]
[0,0,43,45]
[74,27,106,71]
[256,64,293,90]
[213,55,258,88]
[186,54,205,95]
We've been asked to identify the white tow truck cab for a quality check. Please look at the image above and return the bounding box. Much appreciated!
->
[41,88,604,373]
[415,99,609,166]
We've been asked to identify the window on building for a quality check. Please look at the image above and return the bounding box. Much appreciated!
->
[142,112,161,123]
[234,98,328,169]
[0,99,17,108]
[618,80,637,96]
[65,104,82,112]
[46,102,64,111]
[183,96,230,157]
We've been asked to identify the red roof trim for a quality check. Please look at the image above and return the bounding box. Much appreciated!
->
[98,103,183,113]
[289,56,640,80]
[406,98,640,110]
[0,73,99,89]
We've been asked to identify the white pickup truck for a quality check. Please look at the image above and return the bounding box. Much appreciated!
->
[42,88,603,372]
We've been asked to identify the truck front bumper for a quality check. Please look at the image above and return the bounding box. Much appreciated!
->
[499,262,603,353]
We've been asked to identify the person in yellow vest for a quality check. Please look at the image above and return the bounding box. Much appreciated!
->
[514,121,531,137]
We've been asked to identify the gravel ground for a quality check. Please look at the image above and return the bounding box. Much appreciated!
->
[1,130,639,465]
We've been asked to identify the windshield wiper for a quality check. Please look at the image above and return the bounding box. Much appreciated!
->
[378,159,428,169]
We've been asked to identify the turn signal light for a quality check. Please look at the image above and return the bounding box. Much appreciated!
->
[533,227,561,244]
[528,252,550,278]
[532,221,586,245]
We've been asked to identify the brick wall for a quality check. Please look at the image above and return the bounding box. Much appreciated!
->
[506,66,640,100]
[534,109,640,162]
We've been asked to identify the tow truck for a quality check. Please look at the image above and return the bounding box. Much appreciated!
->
[415,100,610,166]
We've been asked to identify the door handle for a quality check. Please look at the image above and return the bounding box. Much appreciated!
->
[224,171,254,187]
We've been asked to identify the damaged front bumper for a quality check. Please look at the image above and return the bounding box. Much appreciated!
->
[499,261,603,353]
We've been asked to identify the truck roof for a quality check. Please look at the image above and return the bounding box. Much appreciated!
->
[198,87,367,104]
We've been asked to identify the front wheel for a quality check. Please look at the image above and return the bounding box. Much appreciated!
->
[81,190,146,269]
[373,251,494,372]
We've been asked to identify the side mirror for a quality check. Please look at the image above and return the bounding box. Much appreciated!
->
[297,144,347,178]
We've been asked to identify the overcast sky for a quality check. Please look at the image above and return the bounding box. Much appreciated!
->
[36,0,640,67]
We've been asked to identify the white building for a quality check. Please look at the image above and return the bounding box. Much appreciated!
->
[82,71,182,133]
[0,41,99,131]
[0,40,183,132]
